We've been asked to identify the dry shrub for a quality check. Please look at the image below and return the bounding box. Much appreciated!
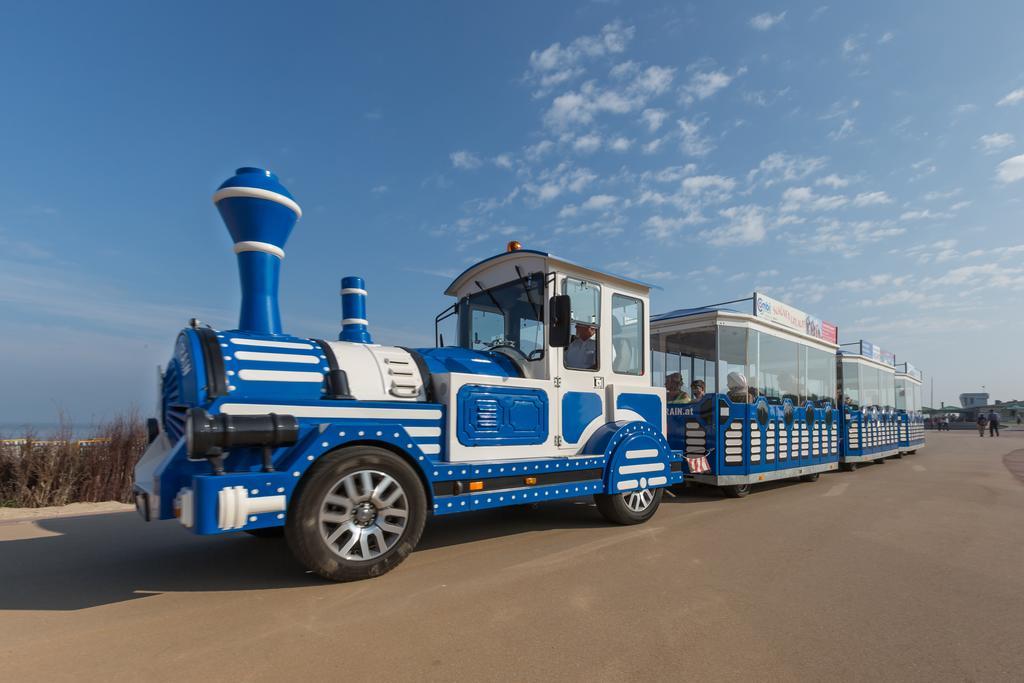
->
[0,411,147,507]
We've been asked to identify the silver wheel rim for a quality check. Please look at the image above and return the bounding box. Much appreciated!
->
[318,469,409,561]
[623,488,655,513]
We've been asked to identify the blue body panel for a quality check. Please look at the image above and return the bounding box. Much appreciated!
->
[668,394,840,482]
[561,391,604,443]
[841,408,901,461]
[456,384,548,446]
[897,412,926,452]
[414,346,521,377]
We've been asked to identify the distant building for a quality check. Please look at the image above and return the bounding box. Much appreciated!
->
[959,392,989,408]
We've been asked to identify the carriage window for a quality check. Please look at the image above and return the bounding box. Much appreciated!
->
[650,327,715,395]
[805,346,836,407]
[718,326,749,403]
[611,294,643,375]
[840,359,860,409]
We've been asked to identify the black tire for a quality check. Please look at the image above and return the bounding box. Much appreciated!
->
[285,446,426,582]
[245,527,284,538]
[798,472,820,482]
[841,461,858,472]
[594,487,663,524]
[893,452,904,459]
[722,483,751,498]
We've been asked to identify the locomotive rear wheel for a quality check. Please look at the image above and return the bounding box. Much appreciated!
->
[285,446,426,582]
[798,472,820,482]
[594,487,663,524]
[841,461,859,472]
[722,483,751,498]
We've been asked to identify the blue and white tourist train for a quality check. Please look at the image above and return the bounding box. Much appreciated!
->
[133,167,925,581]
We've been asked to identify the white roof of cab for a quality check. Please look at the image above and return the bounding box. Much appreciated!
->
[444,249,659,297]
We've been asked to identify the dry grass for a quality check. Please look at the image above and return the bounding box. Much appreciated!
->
[0,412,146,507]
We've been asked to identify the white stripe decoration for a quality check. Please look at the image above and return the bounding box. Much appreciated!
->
[220,403,443,421]
[406,426,442,437]
[618,462,664,475]
[234,351,320,364]
[341,318,369,326]
[617,479,640,491]
[229,338,314,350]
[418,444,442,455]
[237,369,325,383]
[212,186,303,218]
[647,476,668,487]
[340,287,368,296]
[233,241,285,259]
[625,448,659,460]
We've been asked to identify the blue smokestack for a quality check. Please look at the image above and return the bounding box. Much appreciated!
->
[213,167,302,335]
[339,276,373,343]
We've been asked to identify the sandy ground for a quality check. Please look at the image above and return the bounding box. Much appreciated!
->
[1,431,1022,682]
[0,501,132,522]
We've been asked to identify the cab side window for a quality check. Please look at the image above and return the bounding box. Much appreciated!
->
[562,277,600,371]
[611,293,643,375]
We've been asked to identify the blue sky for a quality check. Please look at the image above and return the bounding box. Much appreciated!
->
[2,0,1023,425]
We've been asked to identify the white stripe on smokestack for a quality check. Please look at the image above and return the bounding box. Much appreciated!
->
[212,186,303,218]
[233,241,286,258]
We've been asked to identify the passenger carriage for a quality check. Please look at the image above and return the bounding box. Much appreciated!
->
[837,341,900,469]
[649,292,841,498]
[133,167,682,581]
[895,362,926,454]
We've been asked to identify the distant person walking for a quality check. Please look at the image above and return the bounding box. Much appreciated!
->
[987,410,1000,437]
[976,413,988,437]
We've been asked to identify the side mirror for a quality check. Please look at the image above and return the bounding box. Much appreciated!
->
[549,295,571,348]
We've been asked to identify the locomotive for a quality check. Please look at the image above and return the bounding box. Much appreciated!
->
[133,167,682,581]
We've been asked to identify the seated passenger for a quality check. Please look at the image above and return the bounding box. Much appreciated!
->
[690,379,706,401]
[727,371,749,403]
[565,322,597,370]
[665,373,690,403]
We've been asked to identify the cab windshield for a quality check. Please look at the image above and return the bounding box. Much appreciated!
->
[457,272,545,358]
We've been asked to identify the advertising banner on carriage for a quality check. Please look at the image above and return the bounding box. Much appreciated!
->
[753,292,838,344]
[904,362,923,381]
[880,350,896,367]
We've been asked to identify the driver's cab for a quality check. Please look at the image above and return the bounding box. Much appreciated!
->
[437,245,663,461]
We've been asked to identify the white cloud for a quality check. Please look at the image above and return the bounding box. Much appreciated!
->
[816,174,851,189]
[828,118,855,141]
[851,191,893,207]
[642,138,664,154]
[634,65,676,97]
[558,204,578,218]
[525,21,635,96]
[543,71,671,130]
[573,133,602,154]
[682,174,736,199]
[950,200,972,211]
[521,163,597,203]
[677,118,715,156]
[749,12,786,30]
[878,31,894,44]
[996,154,1024,184]
[680,67,745,104]
[910,158,937,181]
[523,140,554,161]
[979,133,1015,153]
[841,35,869,64]
[748,153,828,187]
[996,88,1024,107]
[450,150,482,170]
[608,136,633,152]
[644,215,694,240]
[493,154,514,169]
[923,188,961,201]
[641,108,668,132]
[900,209,951,221]
[370,184,388,194]
[780,186,848,212]
[581,194,618,210]
[702,205,767,246]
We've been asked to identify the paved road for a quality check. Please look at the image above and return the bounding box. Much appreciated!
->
[3,432,1023,681]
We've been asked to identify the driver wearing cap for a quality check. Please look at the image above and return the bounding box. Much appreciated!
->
[565,321,597,370]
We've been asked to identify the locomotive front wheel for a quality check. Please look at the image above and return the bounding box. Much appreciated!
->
[286,446,426,582]
[594,487,663,525]
[841,462,858,472]
[722,483,751,498]
[798,472,820,482]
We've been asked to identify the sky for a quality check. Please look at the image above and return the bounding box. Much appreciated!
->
[1,0,1023,426]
